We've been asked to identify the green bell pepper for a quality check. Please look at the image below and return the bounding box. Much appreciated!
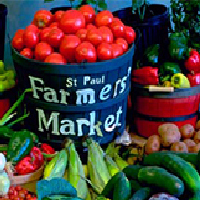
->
[7,130,35,164]
[0,126,14,138]
[144,44,160,66]
[168,32,188,60]
[159,62,181,83]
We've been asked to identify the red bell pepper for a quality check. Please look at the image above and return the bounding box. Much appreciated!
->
[132,66,159,85]
[187,72,200,87]
[30,147,44,170]
[40,143,55,161]
[185,49,200,73]
[15,156,36,175]
[41,143,55,154]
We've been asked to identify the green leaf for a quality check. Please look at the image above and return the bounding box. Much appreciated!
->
[86,0,96,5]
[44,0,55,3]
[98,1,107,10]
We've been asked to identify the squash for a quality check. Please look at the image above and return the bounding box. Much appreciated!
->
[183,139,196,153]
[158,124,181,147]
[170,142,188,153]
[180,124,195,139]
[194,131,200,144]
[145,135,160,154]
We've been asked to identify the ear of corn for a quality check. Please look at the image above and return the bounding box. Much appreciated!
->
[87,139,111,194]
[69,142,88,199]
[114,155,129,171]
[43,150,68,180]
[104,155,120,177]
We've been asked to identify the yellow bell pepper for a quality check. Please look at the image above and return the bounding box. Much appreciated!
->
[171,73,190,88]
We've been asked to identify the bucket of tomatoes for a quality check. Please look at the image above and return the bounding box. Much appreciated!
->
[11,5,136,101]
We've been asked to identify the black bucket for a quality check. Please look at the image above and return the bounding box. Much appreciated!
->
[113,4,169,62]
[12,43,134,147]
[0,4,8,61]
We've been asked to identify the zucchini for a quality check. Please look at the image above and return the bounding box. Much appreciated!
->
[138,166,184,197]
[123,165,143,180]
[143,153,200,192]
[129,187,152,200]
[113,172,131,200]
[101,172,123,199]
[129,180,141,193]
[151,151,198,166]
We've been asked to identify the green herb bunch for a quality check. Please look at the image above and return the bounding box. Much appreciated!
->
[170,0,200,49]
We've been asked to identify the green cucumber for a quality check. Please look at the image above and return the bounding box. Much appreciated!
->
[129,180,141,193]
[113,172,131,200]
[143,153,200,192]
[122,165,143,180]
[138,166,184,197]
[152,151,198,166]
[101,172,123,199]
[129,187,152,200]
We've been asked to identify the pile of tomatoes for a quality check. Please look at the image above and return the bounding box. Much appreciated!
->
[12,5,136,64]
[0,186,37,200]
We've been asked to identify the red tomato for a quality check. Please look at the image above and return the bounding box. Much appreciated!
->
[97,43,113,61]
[25,25,39,34]
[45,53,66,64]
[25,194,32,199]
[49,22,59,29]
[18,190,26,199]
[76,29,88,41]
[35,42,52,61]
[124,26,136,44]
[115,37,128,52]
[86,29,102,46]
[12,35,24,51]
[20,48,33,59]
[40,27,51,42]
[110,21,124,38]
[86,24,97,30]
[79,5,96,24]
[111,43,123,58]
[75,42,97,63]
[13,198,20,200]
[60,10,86,34]
[60,35,81,62]
[95,10,113,27]
[99,26,113,44]
[24,30,39,49]
[53,10,65,22]
[34,10,52,28]
[112,17,122,23]
[14,29,24,37]
[47,28,64,48]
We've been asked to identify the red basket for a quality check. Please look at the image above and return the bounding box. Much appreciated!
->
[131,84,200,137]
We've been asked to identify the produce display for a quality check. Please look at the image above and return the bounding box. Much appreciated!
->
[12,5,136,64]
[132,34,200,88]
[145,123,200,155]
[0,61,16,92]
[3,1,200,200]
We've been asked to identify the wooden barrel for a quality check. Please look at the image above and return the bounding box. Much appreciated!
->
[131,83,200,137]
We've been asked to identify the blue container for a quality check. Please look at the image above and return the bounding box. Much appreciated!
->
[0,4,8,61]
[113,4,169,61]
[12,44,134,146]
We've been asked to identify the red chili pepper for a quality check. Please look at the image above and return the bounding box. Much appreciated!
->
[15,156,36,175]
[187,72,200,87]
[132,66,159,85]
[41,143,55,154]
[30,147,44,170]
[185,49,200,73]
